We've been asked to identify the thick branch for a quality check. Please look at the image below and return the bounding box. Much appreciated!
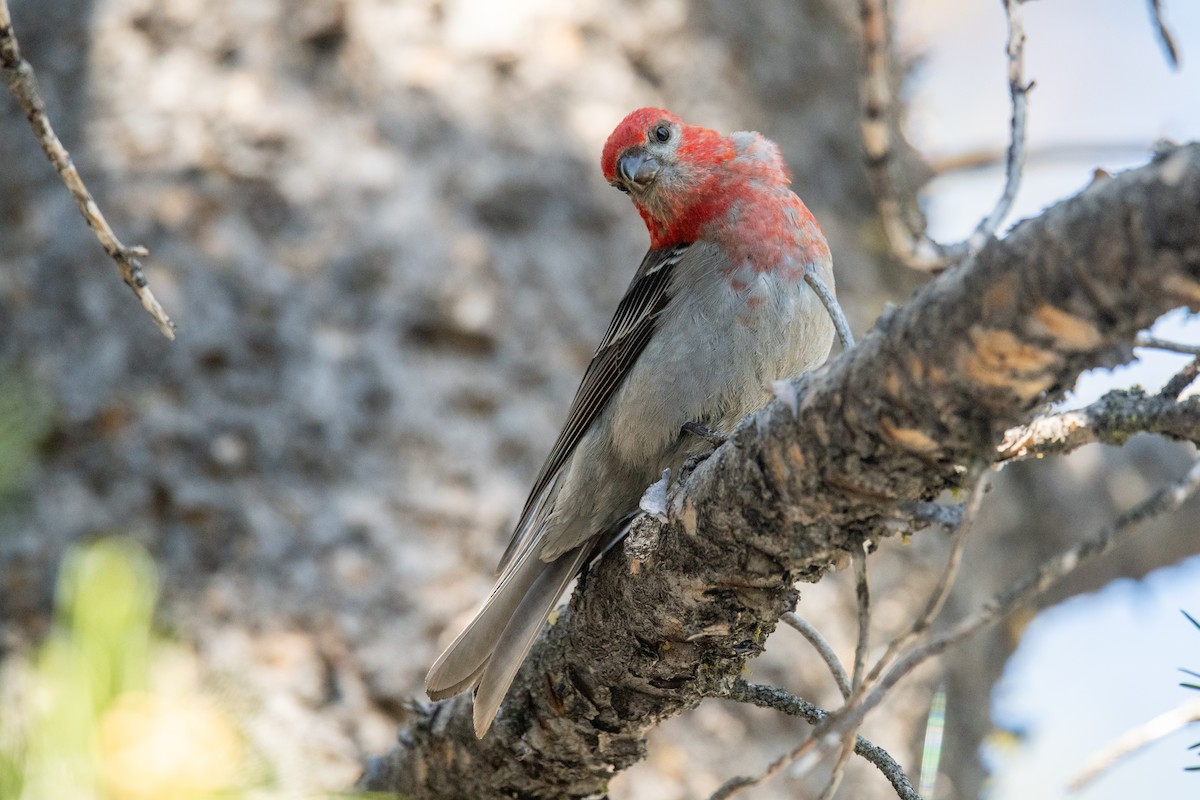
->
[362,145,1200,799]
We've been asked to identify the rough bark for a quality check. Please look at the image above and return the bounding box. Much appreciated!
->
[361,146,1200,798]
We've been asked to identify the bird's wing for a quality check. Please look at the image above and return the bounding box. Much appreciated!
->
[497,242,692,572]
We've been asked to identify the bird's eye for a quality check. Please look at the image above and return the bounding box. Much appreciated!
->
[653,124,671,143]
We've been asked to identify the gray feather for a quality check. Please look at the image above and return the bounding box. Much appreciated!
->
[426,546,550,701]
[470,545,590,736]
[425,226,836,737]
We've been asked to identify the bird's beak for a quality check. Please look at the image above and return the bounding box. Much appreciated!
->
[617,149,660,191]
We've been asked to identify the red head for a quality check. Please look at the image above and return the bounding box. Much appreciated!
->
[600,107,798,251]
[601,108,685,184]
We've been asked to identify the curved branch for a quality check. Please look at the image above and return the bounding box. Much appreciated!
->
[0,0,176,339]
[720,681,920,800]
[361,144,1200,799]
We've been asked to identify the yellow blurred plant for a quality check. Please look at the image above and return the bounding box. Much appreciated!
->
[0,538,250,800]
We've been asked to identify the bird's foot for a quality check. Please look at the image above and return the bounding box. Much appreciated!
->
[679,423,727,480]
[681,420,727,447]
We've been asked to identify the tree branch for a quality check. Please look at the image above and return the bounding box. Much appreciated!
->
[714,474,986,798]
[858,0,1031,271]
[0,0,176,339]
[1147,0,1180,70]
[1069,696,1200,791]
[998,388,1200,462]
[722,681,920,800]
[361,145,1200,799]
[757,456,1200,784]
[961,0,1031,258]
[782,611,852,699]
[1136,334,1200,356]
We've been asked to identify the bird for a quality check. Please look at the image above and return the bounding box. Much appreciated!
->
[426,107,837,737]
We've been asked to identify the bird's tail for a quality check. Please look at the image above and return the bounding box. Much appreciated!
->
[425,544,590,737]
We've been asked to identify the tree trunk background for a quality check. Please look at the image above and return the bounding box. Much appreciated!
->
[0,1,1195,798]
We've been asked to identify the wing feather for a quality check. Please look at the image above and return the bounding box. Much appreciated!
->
[496,243,690,571]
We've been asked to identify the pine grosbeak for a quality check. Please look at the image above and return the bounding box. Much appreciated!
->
[426,108,837,736]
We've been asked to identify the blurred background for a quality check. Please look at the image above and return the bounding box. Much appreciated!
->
[0,0,1197,798]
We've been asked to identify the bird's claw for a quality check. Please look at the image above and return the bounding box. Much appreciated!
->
[681,420,727,447]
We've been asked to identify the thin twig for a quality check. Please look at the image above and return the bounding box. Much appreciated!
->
[858,0,1032,271]
[961,0,1031,258]
[858,0,946,270]
[709,731,821,799]
[805,270,855,351]
[819,544,873,800]
[997,389,1200,463]
[851,543,870,691]
[929,140,1156,177]
[817,738,856,800]
[865,474,988,689]
[1069,697,1200,791]
[1161,356,1200,399]
[914,459,1200,671]
[0,0,176,339]
[1147,0,1180,70]
[1136,334,1200,356]
[721,478,985,799]
[782,612,852,699]
[717,681,922,800]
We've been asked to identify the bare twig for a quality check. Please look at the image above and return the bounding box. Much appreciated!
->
[1069,697,1200,791]
[722,681,922,800]
[961,0,1031,258]
[858,0,1031,271]
[805,270,856,351]
[782,612,852,699]
[1136,334,1200,356]
[722,477,985,799]
[817,738,856,800]
[930,141,1155,177]
[0,0,176,339]
[858,0,946,270]
[709,728,823,799]
[1147,0,1180,70]
[997,389,1200,462]
[1161,356,1200,399]
[923,459,1200,667]
[865,474,988,689]
[851,543,870,692]
[819,544,873,800]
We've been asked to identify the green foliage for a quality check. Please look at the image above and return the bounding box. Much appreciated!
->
[1182,610,1200,773]
[0,539,254,799]
[0,366,52,505]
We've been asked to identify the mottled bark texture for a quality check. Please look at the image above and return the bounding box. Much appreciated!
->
[362,145,1200,798]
